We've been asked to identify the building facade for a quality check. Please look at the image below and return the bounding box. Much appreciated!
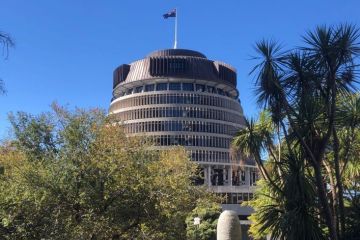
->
[109,49,257,218]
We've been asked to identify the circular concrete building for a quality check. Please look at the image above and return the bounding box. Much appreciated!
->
[109,49,257,219]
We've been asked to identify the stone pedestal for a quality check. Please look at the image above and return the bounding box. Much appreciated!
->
[217,210,242,240]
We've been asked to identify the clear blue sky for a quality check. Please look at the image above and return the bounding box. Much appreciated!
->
[1,0,359,138]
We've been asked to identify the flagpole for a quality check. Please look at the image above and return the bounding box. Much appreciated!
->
[174,8,177,49]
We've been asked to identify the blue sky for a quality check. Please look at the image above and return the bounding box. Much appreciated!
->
[0,0,359,138]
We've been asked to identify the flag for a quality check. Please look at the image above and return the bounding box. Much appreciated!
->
[163,9,176,19]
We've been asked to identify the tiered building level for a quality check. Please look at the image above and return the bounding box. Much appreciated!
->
[109,49,257,217]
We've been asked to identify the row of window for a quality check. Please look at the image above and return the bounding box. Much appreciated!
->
[123,120,239,135]
[220,192,254,204]
[152,135,231,149]
[188,149,232,163]
[110,93,241,111]
[194,166,259,187]
[114,82,237,99]
[207,168,258,187]
[115,106,244,124]
[149,58,188,77]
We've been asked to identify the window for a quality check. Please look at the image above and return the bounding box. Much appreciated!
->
[169,82,181,90]
[134,86,143,93]
[232,193,237,204]
[156,83,168,91]
[243,193,249,201]
[145,84,154,92]
[183,83,194,91]
[207,86,216,93]
[217,88,225,95]
[126,88,133,95]
[195,84,205,92]
[251,171,257,186]
[237,193,243,203]
[160,95,166,103]
[241,170,246,182]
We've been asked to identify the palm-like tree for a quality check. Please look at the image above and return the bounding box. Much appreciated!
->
[235,24,360,240]
[233,112,285,194]
[234,113,325,240]
[250,152,325,240]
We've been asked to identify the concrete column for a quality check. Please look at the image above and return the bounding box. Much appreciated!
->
[228,166,232,186]
[203,166,207,186]
[245,167,250,187]
[207,165,212,187]
[222,167,226,186]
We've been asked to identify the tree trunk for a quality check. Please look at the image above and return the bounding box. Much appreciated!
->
[254,152,283,194]
[333,128,346,239]
[324,160,339,236]
[313,162,338,240]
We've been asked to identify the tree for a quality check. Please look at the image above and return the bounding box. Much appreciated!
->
[185,201,221,240]
[234,24,360,240]
[239,113,326,240]
[0,104,219,239]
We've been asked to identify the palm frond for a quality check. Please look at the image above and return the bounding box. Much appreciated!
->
[0,31,15,59]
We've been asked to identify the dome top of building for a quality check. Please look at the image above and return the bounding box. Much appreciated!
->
[147,49,207,59]
[112,48,237,92]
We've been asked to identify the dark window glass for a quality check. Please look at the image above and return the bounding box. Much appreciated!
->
[185,96,192,104]
[169,83,181,90]
[145,84,154,92]
[156,83,168,91]
[217,88,225,95]
[134,86,143,93]
[195,84,205,92]
[183,83,194,91]
[237,193,243,202]
[175,122,181,131]
[193,95,199,104]
[241,171,246,181]
[207,86,215,93]
[243,193,248,201]
[160,95,166,103]
[174,109,181,117]
[166,108,171,117]
[126,88,133,95]
[177,95,184,104]
[232,194,237,204]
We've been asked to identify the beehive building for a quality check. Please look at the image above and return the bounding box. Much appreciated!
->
[109,49,257,218]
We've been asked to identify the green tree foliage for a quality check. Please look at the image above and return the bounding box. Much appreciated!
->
[240,114,326,240]
[234,24,360,240]
[0,104,218,239]
[185,201,221,240]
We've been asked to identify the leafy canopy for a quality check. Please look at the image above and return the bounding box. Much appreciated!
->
[0,104,218,240]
